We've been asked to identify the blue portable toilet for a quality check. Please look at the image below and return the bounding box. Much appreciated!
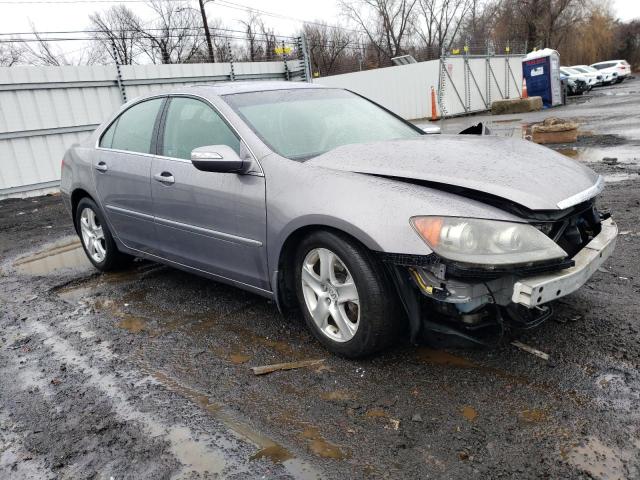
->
[522,49,562,108]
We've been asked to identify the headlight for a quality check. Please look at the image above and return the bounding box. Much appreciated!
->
[410,216,568,266]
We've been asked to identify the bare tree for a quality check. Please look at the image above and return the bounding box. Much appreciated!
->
[89,5,142,65]
[304,22,353,76]
[22,24,70,66]
[128,0,205,64]
[416,0,473,51]
[615,19,640,69]
[0,41,26,66]
[340,0,418,59]
[239,9,261,61]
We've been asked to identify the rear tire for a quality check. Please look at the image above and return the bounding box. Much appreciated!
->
[75,197,132,271]
[294,230,398,358]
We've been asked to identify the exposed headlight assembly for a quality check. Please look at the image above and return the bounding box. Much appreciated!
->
[410,216,568,266]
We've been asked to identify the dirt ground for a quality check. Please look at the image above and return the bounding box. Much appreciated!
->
[1,77,639,480]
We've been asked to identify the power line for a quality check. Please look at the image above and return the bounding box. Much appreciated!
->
[0,0,366,36]
[0,0,151,3]
[214,0,364,34]
[0,27,297,40]
[0,33,293,43]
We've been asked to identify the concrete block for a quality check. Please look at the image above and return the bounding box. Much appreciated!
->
[491,97,543,115]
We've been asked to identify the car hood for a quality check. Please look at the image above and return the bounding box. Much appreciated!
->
[307,135,601,211]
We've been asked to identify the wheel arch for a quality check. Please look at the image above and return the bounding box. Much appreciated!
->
[273,222,382,313]
[70,188,96,233]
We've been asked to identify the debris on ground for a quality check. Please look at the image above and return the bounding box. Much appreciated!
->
[251,359,326,376]
[386,419,401,430]
[511,341,550,361]
[531,117,579,144]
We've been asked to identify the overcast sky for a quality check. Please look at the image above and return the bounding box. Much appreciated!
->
[2,0,639,60]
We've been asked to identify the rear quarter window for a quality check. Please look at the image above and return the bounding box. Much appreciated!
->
[99,119,117,148]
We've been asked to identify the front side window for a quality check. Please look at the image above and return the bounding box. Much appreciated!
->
[105,98,164,154]
[161,97,240,160]
[223,88,421,160]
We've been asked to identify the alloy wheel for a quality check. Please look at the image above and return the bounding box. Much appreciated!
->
[80,207,106,263]
[300,247,360,342]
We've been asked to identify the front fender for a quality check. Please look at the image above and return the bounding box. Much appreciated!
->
[263,155,520,285]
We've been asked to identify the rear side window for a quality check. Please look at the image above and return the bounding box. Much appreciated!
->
[161,97,240,160]
[104,98,163,154]
[593,62,615,70]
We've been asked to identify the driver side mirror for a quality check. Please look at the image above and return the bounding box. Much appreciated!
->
[191,145,244,173]
[421,125,441,135]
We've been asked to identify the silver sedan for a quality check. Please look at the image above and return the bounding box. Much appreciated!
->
[61,81,617,357]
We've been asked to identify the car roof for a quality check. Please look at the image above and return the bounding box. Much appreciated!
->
[592,60,624,65]
[184,80,328,96]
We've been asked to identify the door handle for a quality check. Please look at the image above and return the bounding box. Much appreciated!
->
[154,172,175,185]
[95,161,108,172]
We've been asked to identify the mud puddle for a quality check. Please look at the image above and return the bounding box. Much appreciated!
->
[461,406,478,422]
[27,320,236,479]
[555,145,640,166]
[13,238,92,275]
[602,173,639,183]
[563,436,639,480]
[144,367,323,479]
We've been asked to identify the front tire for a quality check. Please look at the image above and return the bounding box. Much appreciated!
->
[75,197,132,271]
[294,230,398,358]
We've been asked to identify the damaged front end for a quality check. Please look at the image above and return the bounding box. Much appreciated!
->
[382,201,617,345]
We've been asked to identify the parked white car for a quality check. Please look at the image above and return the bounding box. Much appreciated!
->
[590,60,632,83]
[560,67,593,91]
[571,65,611,86]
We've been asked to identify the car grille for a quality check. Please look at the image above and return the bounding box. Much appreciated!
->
[535,203,602,257]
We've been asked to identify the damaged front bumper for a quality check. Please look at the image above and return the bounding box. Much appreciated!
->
[512,217,618,307]
[383,217,618,338]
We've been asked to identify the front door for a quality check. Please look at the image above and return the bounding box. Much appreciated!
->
[151,96,268,290]
[94,97,164,252]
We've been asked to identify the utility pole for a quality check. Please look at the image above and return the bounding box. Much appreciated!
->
[198,0,215,62]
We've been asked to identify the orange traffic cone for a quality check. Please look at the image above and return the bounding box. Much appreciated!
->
[522,77,528,99]
[430,86,439,121]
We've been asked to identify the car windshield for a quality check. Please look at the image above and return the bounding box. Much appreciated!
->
[572,67,588,73]
[223,88,422,160]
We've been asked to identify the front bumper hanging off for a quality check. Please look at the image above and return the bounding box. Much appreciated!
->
[512,217,618,307]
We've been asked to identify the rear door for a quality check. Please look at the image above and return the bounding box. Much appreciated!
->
[150,96,269,290]
[95,97,165,252]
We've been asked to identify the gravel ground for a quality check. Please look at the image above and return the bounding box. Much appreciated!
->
[1,77,639,480]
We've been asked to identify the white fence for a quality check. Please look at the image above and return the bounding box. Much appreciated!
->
[438,55,523,117]
[315,60,441,120]
[315,55,524,120]
[0,60,305,199]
